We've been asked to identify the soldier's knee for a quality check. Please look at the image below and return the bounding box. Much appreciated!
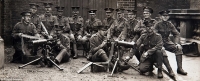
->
[97,49,106,56]
[139,63,150,73]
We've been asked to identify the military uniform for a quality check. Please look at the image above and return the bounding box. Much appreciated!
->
[85,10,102,35]
[136,32,163,78]
[54,34,70,63]
[87,31,108,62]
[85,18,102,35]
[12,10,39,62]
[102,8,117,30]
[153,10,187,75]
[29,3,42,33]
[39,2,58,35]
[53,6,70,63]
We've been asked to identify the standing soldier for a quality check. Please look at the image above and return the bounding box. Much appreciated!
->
[68,6,89,59]
[134,7,157,39]
[53,6,71,64]
[124,9,141,62]
[85,9,102,35]
[107,8,127,41]
[29,3,41,34]
[154,10,187,75]
[11,10,40,63]
[126,9,138,42]
[103,8,117,30]
[126,7,157,62]
[39,2,58,38]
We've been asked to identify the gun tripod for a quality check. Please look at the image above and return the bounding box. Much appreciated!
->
[18,40,64,71]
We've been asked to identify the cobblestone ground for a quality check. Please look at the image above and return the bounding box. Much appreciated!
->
[0,49,200,81]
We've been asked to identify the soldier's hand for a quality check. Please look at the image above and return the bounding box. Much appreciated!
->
[100,40,107,48]
[125,56,131,62]
[176,44,182,49]
[142,52,148,58]
[17,33,23,37]
[48,35,53,39]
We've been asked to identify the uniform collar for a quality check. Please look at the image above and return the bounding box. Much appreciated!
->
[45,13,52,17]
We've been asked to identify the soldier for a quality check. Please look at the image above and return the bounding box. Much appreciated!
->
[86,25,109,62]
[134,7,157,39]
[126,9,138,42]
[107,8,127,41]
[68,6,89,59]
[39,2,58,38]
[12,10,40,63]
[126,7,157,62]
[136,21,163,78]
[29,3,41,34]
[53,6,71,64]
[102,8,117,30]
[85,9,102,35]
[154,10,187,75]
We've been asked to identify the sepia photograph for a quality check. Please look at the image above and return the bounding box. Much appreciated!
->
[0,0,200,81]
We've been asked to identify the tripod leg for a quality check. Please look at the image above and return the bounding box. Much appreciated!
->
[110,59,118,76]
[47,57,64,71]
[18,56,43,69]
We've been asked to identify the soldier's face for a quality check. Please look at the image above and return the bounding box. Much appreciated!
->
[57,11,63,16]
[117,13,123,19]
[90,14,96,19]
[45,7,52,13]
[146,28,154,35]
[106,12,112,18]
[23,15,31,23]
[128,13,136,19]
[161,15,169,21]
[30,8,37,14]
[143,12,151,18]
[72,11,79,16]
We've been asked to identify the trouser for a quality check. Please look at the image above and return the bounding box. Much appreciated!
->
[139,50,163,73]
[91,49,108,62]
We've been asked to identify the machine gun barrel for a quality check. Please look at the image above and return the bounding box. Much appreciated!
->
[115,40,135,48]
[21,34,41,39]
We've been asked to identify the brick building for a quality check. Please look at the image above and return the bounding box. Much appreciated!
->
[1,0,190,47]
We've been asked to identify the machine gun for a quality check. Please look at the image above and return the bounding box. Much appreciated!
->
[18,38,64,71]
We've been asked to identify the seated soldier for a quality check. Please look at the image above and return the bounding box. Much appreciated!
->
[52,26,70,64]
[136,21,163,78]
[68,6,90,59]
[12,10,40,63]
[86,25,109,62]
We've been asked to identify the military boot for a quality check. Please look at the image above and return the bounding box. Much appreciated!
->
[73,43,78,59]
[157,69,163,78]
[176,55,187,75]
[163,57,175,77]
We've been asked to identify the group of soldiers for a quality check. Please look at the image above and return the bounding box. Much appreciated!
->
[11,1,188,79]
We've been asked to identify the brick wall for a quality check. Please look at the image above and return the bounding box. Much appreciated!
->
[190,0,200,9]
[3,0,59,46]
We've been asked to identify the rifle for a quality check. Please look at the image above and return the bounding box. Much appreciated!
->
[41,22,49,35]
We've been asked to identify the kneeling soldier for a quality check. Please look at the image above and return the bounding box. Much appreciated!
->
[137,20,163,78]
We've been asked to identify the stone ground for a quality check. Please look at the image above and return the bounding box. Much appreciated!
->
[0,48,200,81]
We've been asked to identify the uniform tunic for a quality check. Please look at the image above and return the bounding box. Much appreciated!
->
[39,13,58,34]
[31,13,42,33]
[154,21,183,55]
[85,18,102,34]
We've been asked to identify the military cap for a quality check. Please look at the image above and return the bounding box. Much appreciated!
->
[29,3,39,9]
[143,7,153,13]
[55,6,65,12]
[127,9,137,14]
[43,2,53,8]
[20,9,32,16]
[97,25,105,29]
[159,10,170,16]
[116,8,125,13]
[71,6,80,11]
[104,8,114,13]
[88,9,97,15]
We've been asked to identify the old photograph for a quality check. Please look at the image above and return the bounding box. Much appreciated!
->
[0,0,200,81]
